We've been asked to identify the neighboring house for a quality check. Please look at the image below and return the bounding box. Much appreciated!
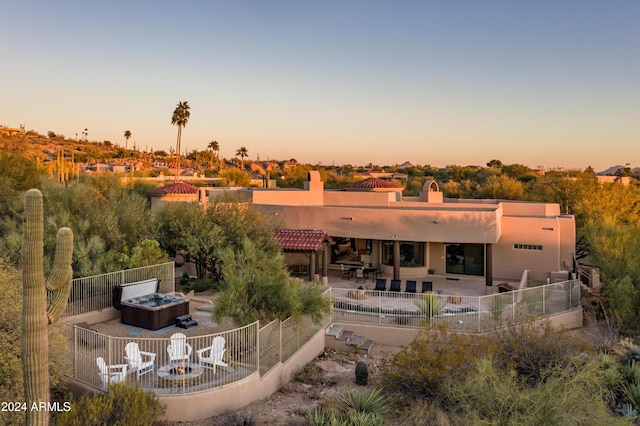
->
[596,175,631,186]
[148,182,200,208]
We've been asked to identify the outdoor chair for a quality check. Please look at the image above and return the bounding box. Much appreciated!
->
[421,281,433,293]
[355,268,366,284]
[374,278,387,291]
[96,357,128,390]
[390,279,401,292]
[197,336,228,372]
[124,342,156,379]
[340,264,352,280]
[405,280,417,293]
[167,332,192,363]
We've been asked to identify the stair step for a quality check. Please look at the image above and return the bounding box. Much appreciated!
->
[326,326,343,338]
[358,339,375,353]
[336,330,353,341]
[347,335,365,346]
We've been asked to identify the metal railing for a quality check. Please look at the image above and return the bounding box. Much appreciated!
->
[330,279,581,333]
[64,262,175,316]
[68,321,260,395]
[66,316,326,395]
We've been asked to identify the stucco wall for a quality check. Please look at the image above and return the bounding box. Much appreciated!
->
[493,216,572,280]
[260,204,501,244]
[159,327,326,422]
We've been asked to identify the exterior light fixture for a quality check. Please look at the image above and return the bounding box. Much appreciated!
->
[340,217,353,221]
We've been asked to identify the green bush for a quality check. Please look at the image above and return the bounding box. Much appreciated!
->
[414,292,445,321]
[488,320,585,386]
[189,277,212,292]
[445,355,621,425]
[380,327,488,399]
[54,382,165,426]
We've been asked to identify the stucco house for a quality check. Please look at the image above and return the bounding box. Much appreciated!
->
[150,172,575,286]
[208,171,575,285]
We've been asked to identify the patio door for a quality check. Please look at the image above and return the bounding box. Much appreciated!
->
[445,243,484,276]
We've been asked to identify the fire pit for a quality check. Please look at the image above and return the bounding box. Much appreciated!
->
[170,365,193,375]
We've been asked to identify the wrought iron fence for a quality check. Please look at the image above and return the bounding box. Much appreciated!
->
[64,262,175,316]
[330,279,581,333]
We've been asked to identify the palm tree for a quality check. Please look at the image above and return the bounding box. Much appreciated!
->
[171,101,191,182]
[208,140,219,167]
[124,130,131,150]
[236,146,248,170]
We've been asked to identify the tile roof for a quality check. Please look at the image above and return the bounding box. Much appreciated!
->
[343,176,404,189]
[148,182,199,195]
[274,229,333,252]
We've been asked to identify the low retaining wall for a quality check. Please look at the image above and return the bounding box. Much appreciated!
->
[159,325,326,422]
[330,309,583,349]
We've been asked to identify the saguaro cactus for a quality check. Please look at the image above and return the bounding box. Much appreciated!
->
[22,189,73,426]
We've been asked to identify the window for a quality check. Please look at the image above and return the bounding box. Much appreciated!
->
[381,241,425,267]
[513,244,543,251]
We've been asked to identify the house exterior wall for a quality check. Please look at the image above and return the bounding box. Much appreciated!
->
[493,216,567,280]
[185,174,575,282]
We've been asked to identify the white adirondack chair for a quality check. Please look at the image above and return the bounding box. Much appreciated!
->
[167,332,192,363]
[96,357,128,390]
[197,336,228,371]
[124,342,156,379]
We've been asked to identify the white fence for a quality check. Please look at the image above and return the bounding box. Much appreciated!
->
[64,262,175,317]
[330,279,581,333]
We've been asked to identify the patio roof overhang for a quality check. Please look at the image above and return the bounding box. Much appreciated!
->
[274,229,334,252]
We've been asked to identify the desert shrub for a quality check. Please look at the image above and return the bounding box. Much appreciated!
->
[395,398,465,426]
[379,327,488,399]
[488,294,507,321]
[445,355,621,426]
[189,278,212,292]
[583,305,620,353]
[335,388,390,416]
[295,364,324,384]
[488,320,586,386]
[54,382,165,426]
[180,272,190,286]
[413,292,445,320]
[306,388,389,426]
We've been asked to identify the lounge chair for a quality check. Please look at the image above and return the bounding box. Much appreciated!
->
[421,281,433,293]
[96,357,128,390]
[374,278,387,291]
[390,279,401,292]
[405,280,417,293]
[167,332,192,363]
[124,342,156,379]
[197,336,228,371]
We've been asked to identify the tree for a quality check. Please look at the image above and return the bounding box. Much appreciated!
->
[213,237,331,326]
[156,192,282,281]
[124,130,131,150]
[208,140,219,168]
[171,101,191,182]
[236,146,248,170]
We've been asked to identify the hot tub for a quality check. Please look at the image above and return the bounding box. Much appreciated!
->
[115,278,189,330]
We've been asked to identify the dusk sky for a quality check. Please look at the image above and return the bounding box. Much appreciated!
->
[1,1,638,171]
